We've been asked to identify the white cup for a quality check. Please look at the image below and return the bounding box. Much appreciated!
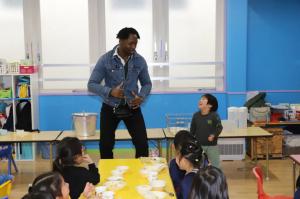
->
[102,191,114,199]
[95,186,107,197]
[150,180,166,191]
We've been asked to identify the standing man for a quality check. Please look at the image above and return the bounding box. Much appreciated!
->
[88,27,152,159]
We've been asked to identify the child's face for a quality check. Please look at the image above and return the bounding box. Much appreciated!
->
[175,152,189,171]
[198,97,211,111]
[73,147,85,164]
[60,177,70,199]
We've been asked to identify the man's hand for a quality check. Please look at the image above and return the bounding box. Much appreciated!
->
[110,82,124,99]
[129,91,143,109]
[208,135,215,142]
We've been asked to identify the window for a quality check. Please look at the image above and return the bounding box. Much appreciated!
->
[0,0,25,61]
[40,0,89,89]
[3,0,225,92]
[105,0,153,62]
[165,0,224,91]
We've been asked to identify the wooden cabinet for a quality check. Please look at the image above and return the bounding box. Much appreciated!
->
[247,128,283,159]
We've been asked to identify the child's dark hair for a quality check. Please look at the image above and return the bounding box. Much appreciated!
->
[296,175,300,189]
[22,172,63,199]
[22,191,55,199]
[116,27,140,40]
[202,93,218,112]
[174,130,196,151]
[53,137,82,172]
[180,140,204,168]
[188,166,229,199]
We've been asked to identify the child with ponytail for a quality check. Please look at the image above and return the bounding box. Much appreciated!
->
[53,137,100,199]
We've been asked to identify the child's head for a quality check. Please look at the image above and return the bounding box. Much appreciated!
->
[22,191,55,199]
[53,137,83,172]
[173,130,196,152]
[198,93,218,112]
[22,172,70,199]
[175,139,204,171]
[188,166,229,199]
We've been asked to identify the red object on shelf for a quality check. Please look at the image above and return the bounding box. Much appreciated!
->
[270,112,283,122]
[19,66,38,74]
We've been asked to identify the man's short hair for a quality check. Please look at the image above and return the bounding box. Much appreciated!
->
[116,27,140,40]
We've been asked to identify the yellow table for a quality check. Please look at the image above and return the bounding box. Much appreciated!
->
[98,159,176,199]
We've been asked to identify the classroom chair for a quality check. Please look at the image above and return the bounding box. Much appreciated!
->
[0,144,18,175]
[252,166,293,199]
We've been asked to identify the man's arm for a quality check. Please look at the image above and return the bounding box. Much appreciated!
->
[87,56,111,98]
[137,59,152,99]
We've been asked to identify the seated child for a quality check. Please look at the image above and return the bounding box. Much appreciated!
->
[53,137,100,199]
[174,137,205,199]
[188,166,229,199]
[21,171,96,199]
[169,130,209,198]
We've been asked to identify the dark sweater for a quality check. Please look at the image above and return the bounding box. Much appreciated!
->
[190,111,223,146]
[169,159,186,198]
[180,171,197,199]
[62,163,100,199]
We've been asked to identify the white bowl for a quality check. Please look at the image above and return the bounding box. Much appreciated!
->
[95,186,107,194]
[150,180,166,191]
[136,185,152,195]
[107,176,123,181]
[111,169,124,176]
[151,191,167,199]
[104,181,126,191]
[140,168,158,176]
[116,165,129,171]
[102,191,114,199]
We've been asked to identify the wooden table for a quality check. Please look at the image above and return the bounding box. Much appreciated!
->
[0,131,61,168]
[163,127,273,179]
[0,128,165,166]
[58,128,165,157]
[97,158,175,199]
[0,131,60,143]
[253,121,300,127]
[289,154,300,192]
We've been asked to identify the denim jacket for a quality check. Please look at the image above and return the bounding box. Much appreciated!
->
[87,45,152,107]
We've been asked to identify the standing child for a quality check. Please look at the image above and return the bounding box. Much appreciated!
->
[190,93,223,168]
[53,137,100,199]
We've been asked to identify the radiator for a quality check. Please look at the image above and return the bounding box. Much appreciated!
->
[218,138,245,160]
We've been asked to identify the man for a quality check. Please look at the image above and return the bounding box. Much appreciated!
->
[88,27,152,159]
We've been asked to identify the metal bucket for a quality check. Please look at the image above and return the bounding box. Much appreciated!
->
[72,113,98,137]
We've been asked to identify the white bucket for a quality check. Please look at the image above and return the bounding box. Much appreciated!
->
[72,113,98,137]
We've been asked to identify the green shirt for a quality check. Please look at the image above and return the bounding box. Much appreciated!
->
[190,111,223,146]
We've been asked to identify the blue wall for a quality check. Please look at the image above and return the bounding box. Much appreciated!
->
[247,0,300,90]
[39,93,228,130]
[39,0,300,133]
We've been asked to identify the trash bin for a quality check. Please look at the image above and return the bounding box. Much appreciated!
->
[72,113,97,137]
